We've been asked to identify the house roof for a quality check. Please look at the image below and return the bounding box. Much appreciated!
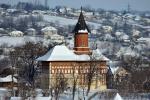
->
[114,93,123,100]
[37,45,109,61]
[110,67,119,75]
[0,75,17,83]
[9,31,24,35]
[41,26,57,32]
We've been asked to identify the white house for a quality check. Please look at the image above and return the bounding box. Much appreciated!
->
[26,28,36,36]
[102,26,113,33]
[132,29,140,37]
[9,31,24,37]
[50,34,65,43]
[91,29,98,35]
[41,26,57,39]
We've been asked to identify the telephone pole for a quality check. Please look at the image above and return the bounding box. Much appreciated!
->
[127,3,131,13]
[45,0,48,8]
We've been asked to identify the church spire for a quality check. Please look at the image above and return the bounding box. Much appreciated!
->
[73,7,90,33]
[81,6,83,12]
[73,7,91,55]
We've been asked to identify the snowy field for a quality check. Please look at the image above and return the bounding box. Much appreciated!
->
[1,87,150,100]
[43,15,101,29]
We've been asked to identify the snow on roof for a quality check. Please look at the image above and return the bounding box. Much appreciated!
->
[9,31,24,35]
[137,37,150,42]
[0,75,17,83]
[115,31,124,36]
[120,34,129,40]
[108,60,120,74]
[10,97,22,100]
[114,93,123,100]
[78,29,88,33]
[27,28,36,31]
[0,28,5,31]
[110,67,119,75]
[0,88,8,96]
[132,29,140,36]
[37,45,76,61]
[104,34,114,40]
[35,97,51,100]
[0,88,8,91]
[37,45,109,61]
[41,26,57,32]
[7,9,17,13]
[92,49,110,61]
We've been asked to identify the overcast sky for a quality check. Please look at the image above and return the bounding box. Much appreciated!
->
[1,0,150,11]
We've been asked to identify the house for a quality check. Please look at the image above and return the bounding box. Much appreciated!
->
[50,34,65,43]
[37,8,109,91]
[8,31,24,37]
[41,26,57,39]
[26,28,36,36]
[102,26,113,33]
[0,75,17,88]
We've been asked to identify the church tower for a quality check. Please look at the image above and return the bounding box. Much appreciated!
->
[73,7,91,55]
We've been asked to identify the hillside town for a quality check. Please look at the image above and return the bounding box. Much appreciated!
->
[0,1,150,100]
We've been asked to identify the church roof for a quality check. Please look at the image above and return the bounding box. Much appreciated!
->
[37,45,109,61]
[37,45,76,61]
[72,7,90,33]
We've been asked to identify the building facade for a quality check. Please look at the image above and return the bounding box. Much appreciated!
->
[37,9,109,90]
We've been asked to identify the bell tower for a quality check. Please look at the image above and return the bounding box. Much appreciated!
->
[73,7,91,55]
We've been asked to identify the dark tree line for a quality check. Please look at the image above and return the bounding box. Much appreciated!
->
[0,15,43,32]
[115,55,150,93]
[0,4,11,9]
[9,42,49,92]
[16,2,49,11]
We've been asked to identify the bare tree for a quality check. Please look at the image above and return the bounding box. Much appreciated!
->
[51,72,68,100]
[9,42,48,96]
[86,55,98,96]
[118,54,150,92]
[71,63,79,100]
[121,55,142,73]
[9,50,19,96]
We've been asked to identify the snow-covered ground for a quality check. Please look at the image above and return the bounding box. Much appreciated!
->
[1,87,150,100]
[43,15,101,29]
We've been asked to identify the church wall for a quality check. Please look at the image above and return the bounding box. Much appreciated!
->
[40,61,108,90]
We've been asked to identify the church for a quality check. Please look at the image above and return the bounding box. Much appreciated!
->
[37,8,109,90]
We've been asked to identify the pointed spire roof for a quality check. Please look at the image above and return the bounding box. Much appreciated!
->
[73,7,90,33]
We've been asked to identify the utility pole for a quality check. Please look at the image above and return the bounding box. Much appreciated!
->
[45,0,48,8]
[34,0,39,6]
[127,3,131,13]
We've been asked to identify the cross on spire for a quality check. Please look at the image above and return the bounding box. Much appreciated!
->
[81,6,82,12]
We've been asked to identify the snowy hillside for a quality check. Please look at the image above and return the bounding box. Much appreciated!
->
[0,36,43,47]
[43,15,101,29]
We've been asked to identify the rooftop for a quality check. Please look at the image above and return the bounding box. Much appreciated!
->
[72,7,90,33]
[37,45,109,61]
[0,75,17,83]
